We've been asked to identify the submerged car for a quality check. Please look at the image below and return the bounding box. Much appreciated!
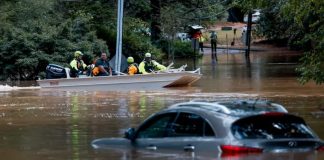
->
[91,100,324,157]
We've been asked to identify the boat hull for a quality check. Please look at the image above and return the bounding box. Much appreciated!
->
[37,72,201,91]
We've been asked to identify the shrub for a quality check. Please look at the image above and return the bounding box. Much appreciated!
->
[159,39,199,58]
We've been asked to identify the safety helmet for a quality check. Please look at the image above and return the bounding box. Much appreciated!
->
[145,52,151,58]
[127,57,134,63]
[74,51,83,57]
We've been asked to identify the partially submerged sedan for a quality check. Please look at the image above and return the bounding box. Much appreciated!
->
[91,100,324,156]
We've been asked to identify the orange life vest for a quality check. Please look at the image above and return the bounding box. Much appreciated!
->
[92,67,100,76]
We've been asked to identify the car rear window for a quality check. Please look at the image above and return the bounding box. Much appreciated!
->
[218,102,283,114]
[231,114,315,139]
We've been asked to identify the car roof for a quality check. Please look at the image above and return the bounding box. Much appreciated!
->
[167,99,288,117]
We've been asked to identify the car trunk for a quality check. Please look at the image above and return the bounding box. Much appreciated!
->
[234,139,322,152]
[259,139,321,152]
[230,113,323,152]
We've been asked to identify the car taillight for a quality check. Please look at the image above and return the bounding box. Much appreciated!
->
[317,146,324,151]
[220,145,263,154]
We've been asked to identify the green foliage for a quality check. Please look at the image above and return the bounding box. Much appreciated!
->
[160,0,227,33]
[232,0,324,84]
[95,17,163,62]
[0,0,108,80]
[296,51,324,85]
[159,1,227,59]
[160,3,187,36]
[231,0,270,11]
[0,0,228,80]
[125,0,151,20]
[173,41,196,58]
[159,40,196,58]
[64,0,164,62]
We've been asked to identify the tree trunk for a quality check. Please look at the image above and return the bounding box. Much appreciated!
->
[150,0,161,44]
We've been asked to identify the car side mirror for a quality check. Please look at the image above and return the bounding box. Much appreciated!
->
[124,128,136,141]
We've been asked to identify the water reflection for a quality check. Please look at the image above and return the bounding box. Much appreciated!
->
[0,89,323,159]
[0,49,323,159]
[70,95,81,160]
[220,152,324,160]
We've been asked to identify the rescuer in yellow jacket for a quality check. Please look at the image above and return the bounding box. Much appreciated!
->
[138,53,166,74]
[126,56,138,75]
[70,51,87,77]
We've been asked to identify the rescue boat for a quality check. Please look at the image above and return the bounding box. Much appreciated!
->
[36,64,201,91]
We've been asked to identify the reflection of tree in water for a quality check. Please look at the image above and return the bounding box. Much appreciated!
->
[139,93,166,120]
[70,95,81,160]
[129,92,140,116]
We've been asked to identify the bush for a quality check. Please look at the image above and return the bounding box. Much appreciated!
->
[96,18,164,63]
[0,0,108,80]
[159,39,198,58]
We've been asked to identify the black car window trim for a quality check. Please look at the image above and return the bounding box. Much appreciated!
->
[169,111,216,137]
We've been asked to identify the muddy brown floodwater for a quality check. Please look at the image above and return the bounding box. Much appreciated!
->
[0,47,323,160]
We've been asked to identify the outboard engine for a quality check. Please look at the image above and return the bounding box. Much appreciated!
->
[45,64,67,79]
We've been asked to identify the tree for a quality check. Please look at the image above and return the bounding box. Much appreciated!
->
[284,1,324,84]
[0,0,108,80]
[0,0,228,80]
[232,0,324,84]
[150,0,162,44]
[159,1,227,60]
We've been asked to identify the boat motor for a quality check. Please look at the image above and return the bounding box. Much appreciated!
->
[45,64,67,79]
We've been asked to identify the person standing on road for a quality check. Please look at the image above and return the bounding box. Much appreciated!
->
[198,31,205,53]
[210,31,218,61]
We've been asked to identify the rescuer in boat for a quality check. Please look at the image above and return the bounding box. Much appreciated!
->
[93,52,112,76]
[138,53,166,74]
[126,56,139,75]
[70,51,87,77]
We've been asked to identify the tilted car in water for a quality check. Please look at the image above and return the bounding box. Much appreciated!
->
[91,100,324,157]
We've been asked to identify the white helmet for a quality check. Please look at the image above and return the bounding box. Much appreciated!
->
[145,52,151,58]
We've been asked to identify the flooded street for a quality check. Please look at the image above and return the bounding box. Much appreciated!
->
[0,49,324,159]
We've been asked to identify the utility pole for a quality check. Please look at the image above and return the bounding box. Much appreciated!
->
[115,0,124,75]
[245,11,252,58]
[150,0,161,44]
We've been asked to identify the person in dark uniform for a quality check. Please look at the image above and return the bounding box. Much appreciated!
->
[210,31,218,61]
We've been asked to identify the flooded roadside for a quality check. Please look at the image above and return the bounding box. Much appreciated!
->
[0,48,323,159]
[0,89,323,160]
